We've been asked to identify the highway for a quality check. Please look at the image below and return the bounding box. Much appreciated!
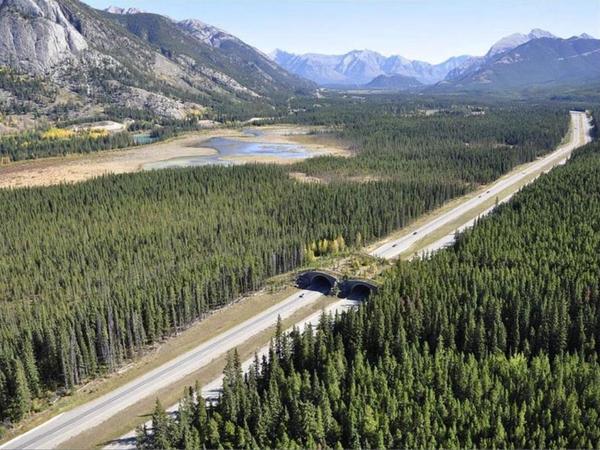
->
[104,298,362,450]
[0,288,328,450]
[1,111,592,450]
[102,112,592,450]
[371,111,592,260]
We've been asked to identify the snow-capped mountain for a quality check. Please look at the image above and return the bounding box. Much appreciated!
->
[270,49,472,86]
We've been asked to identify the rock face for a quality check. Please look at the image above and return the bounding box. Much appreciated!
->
[0,0,87,73]
[177,19,234,49]
[104,6,144,14]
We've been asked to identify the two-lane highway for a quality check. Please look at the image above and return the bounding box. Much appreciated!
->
[371,111,592,260]
[104,297,362,450]
[1,288,327,450]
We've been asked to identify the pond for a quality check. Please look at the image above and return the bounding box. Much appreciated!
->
[143,136,322,171]
[133,133,159,145]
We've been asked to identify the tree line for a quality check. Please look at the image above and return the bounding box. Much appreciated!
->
[0,129,135,162]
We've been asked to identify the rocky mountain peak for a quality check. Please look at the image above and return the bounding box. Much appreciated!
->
[176,18,233,48]
[528,28,555,39]
[486,28,556,57]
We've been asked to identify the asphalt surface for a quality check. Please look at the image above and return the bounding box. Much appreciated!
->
[2,111,592,450]
[104,298,362,450]
[1,288,327,450]
[371,111,592,260]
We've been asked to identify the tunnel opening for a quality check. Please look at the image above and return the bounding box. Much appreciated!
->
[348,284,374,300]
[310,275,335,294]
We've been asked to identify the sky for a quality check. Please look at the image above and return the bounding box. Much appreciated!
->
[84,0,600,64]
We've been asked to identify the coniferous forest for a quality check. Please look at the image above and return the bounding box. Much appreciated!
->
[139,139,600,449]
[0,100,573,428]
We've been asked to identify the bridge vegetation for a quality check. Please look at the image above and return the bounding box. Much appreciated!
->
[0,98,572,427]
[140,139,600,449]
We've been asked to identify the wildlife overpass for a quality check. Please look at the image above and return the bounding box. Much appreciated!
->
[297,270,379,298]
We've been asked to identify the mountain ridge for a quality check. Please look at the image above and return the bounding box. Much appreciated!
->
[272,28,597,89]
[437,35,600,91]
[270,48,472,85]
[0,0,313,120]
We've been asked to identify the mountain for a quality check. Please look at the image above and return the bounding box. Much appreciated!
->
[0,0,312,120]
[107,10,312,97]
[444,29,558,82]
[275,28,580,90]
[486,28,556,57]
[439,35,600,91]
[270,49,472,86]
[364,74,422,90]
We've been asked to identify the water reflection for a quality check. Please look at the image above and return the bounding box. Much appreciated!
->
[144,136,320,170]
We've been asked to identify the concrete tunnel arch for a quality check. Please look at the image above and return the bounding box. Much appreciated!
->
[340,279,379,299]
[298,270,339,293]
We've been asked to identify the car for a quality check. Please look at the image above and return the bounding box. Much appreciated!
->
[413,231,418,236]
[392,244,398,248]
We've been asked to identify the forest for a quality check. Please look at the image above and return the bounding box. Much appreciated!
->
[0,100,570,429]
[285,96,569,183]
[139,138,600,449]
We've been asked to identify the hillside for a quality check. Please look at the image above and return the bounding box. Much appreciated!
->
[364,73,422,90]
[0,0,312,121]
[439,35,600,92]
[108,11,312,98]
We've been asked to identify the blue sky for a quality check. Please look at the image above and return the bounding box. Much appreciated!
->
[84,0,600,63]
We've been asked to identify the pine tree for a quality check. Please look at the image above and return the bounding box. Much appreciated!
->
[9,360,32,422]
[150,399,172,450]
